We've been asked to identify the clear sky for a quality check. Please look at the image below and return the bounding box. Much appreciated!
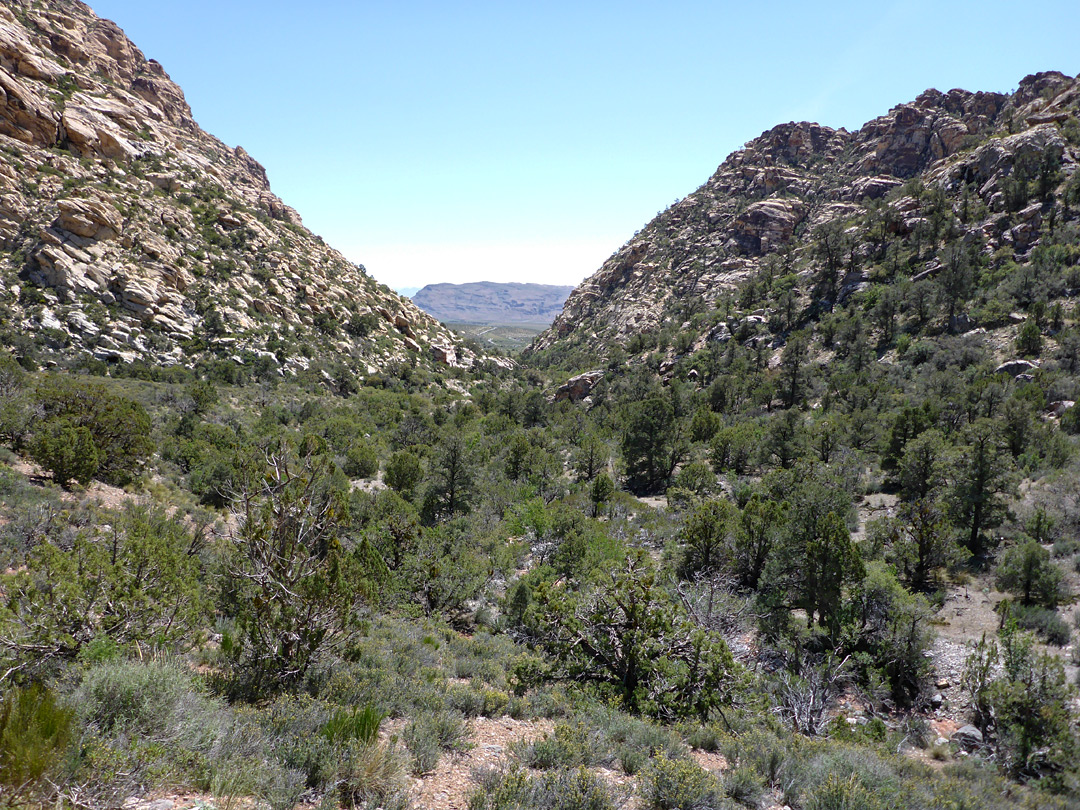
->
[87,0,1080,293]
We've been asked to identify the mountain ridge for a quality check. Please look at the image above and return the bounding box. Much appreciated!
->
[412,281,574,326]
[0,0,485,376]
[527,70,1080,364]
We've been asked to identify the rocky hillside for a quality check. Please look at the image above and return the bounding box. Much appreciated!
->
[413,281,574,325]
[0,0,478,375]
[528,71,1080,363]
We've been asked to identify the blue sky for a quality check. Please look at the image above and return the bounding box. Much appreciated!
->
[89,0,1080,292]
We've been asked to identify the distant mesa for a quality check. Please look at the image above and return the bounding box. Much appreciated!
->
[412,282,574,326]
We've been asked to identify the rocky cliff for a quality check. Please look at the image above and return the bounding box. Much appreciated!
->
[0,0,477,374]
[528,72,1080,362]
[413,282,575,326]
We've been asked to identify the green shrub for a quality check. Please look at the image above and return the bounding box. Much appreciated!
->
[76,660,210,738]
[722,765,763,807]
[71,660,236,793]
[805,773,884,810]
[469,766,614,810]
[720,729,793,792]
[248,696,330,789]
[995,540,1069,608]
[1010,604,1071,646]
[322,704,386,746]
[404,721,441,775]
[343,440,378,478]
[255,766,306,810]
[642,753,725,810]
[1051,538,1080,558]
[795,748,897,810]
[385,450,423,496]
[516,721,605,770]
[32,375,153,486]
[403,710,470,774]
[0,684,73,789]
[481,689,510,717]
[684,724,723,753]
[29,418,99,487]
[1,504,207,671]
[335,740,408,810]
[447,682,486,717]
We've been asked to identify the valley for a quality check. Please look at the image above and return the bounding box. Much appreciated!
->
[0,2,1079,810]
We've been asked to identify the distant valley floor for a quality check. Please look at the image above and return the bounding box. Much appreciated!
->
[446,321,548,353]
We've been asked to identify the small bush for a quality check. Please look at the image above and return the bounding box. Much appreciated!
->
[403,710,469,774]
[0,684,73,789]
[1051,539,1080,558]
[642,753,725,810]
[481,689,510,717]
[76,660,202,737]
[721,729,792,791]
[469,766,614,810]
[29,419,99,487]
[404,723,441,775]
[684,724,723,753]
[343,441,378,478]
[321,704,386,746]
[335,740,408,810]
[1010,604,1071,646]
[722,765,763,808]
[804,773,884,810]
[796,749,896,810]
[447,682,485,717]
[618,746,647,775]
[516,721,605,770]
[252,694,334,789]
[256,766,306,810]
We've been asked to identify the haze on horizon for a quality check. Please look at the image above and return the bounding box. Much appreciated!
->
[87,0,1080,294]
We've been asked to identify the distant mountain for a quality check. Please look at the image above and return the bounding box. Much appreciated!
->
[413,282,574,325]
[396,286,422,298]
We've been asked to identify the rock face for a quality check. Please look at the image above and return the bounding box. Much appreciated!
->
[0,0,476,372]
[528,71,1080,360]
[554,370,603,403]
[995,359,1040,377]
[412,282,575,326]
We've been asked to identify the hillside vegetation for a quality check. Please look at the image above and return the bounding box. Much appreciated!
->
[1,4,1079,809]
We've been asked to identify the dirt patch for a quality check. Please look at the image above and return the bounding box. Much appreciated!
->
[8,456,138,511]
[635,495,668,510]
[852,492,899,543]
[933,581,1006,646]
[384,716,554,810]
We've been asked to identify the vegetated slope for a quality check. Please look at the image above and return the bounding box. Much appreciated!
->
[413,281,575,326]
[0,0,479,375]
[528,70,1080,366]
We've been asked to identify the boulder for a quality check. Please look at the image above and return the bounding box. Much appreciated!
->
[995,359,1039,377]
[394,314,415,339]
[1048,400,1075,418]
[431,344,457,366]
[950,725,984,751]
[56,198,122,241]
[555,370,604,403]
